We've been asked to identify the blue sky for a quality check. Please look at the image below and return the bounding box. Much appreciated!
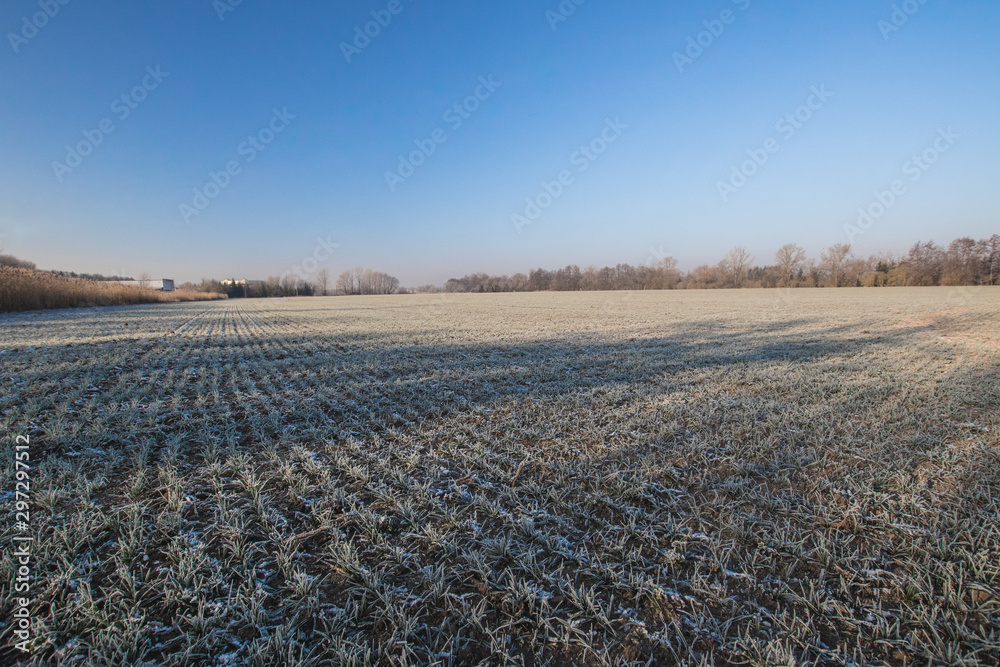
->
[1,0,998,285]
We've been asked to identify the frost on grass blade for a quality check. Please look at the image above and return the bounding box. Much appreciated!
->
[1,291,997,665]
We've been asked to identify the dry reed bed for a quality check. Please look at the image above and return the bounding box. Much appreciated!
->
[0,267,224,313]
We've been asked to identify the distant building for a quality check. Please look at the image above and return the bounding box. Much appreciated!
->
[112,279,175,292]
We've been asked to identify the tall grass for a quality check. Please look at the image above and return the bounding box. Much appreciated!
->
[0,267,225,313]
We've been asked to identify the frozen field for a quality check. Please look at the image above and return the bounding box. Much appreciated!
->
[1,288,998,665]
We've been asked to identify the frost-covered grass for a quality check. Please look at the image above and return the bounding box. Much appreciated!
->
[1,288,998,665]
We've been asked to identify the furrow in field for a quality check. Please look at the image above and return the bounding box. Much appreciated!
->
[0,304,224,438]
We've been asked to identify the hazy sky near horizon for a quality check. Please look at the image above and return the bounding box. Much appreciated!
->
[1,0,998,285]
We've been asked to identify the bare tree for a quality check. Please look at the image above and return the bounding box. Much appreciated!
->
[139,272,152,289]
[685,264,721,289]
[280,273,298,296]
[0,255,37,270]
[821,243,852,287]
[719,246,754,288]
[367,270,399,294]
[941,237,981,286]
[334,267,399,295]
[353,266,369,295]
[774,244,807,286]
[315,268,330,296]
[335,270,354,295]
[987,234,1000,285]
[656,256,683,289]
[905,241,945,286]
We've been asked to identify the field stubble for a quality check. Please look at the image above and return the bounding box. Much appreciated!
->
[0,288,998,665]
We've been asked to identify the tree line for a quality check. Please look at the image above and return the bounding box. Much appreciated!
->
[443,235,1000,293]
[181,276,318,299]
[1,254,135,282]
[178,266,400,298]
[8,232,995,303]
[334,267,400,295]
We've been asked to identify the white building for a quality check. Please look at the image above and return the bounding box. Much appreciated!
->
[113,279,175,292]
